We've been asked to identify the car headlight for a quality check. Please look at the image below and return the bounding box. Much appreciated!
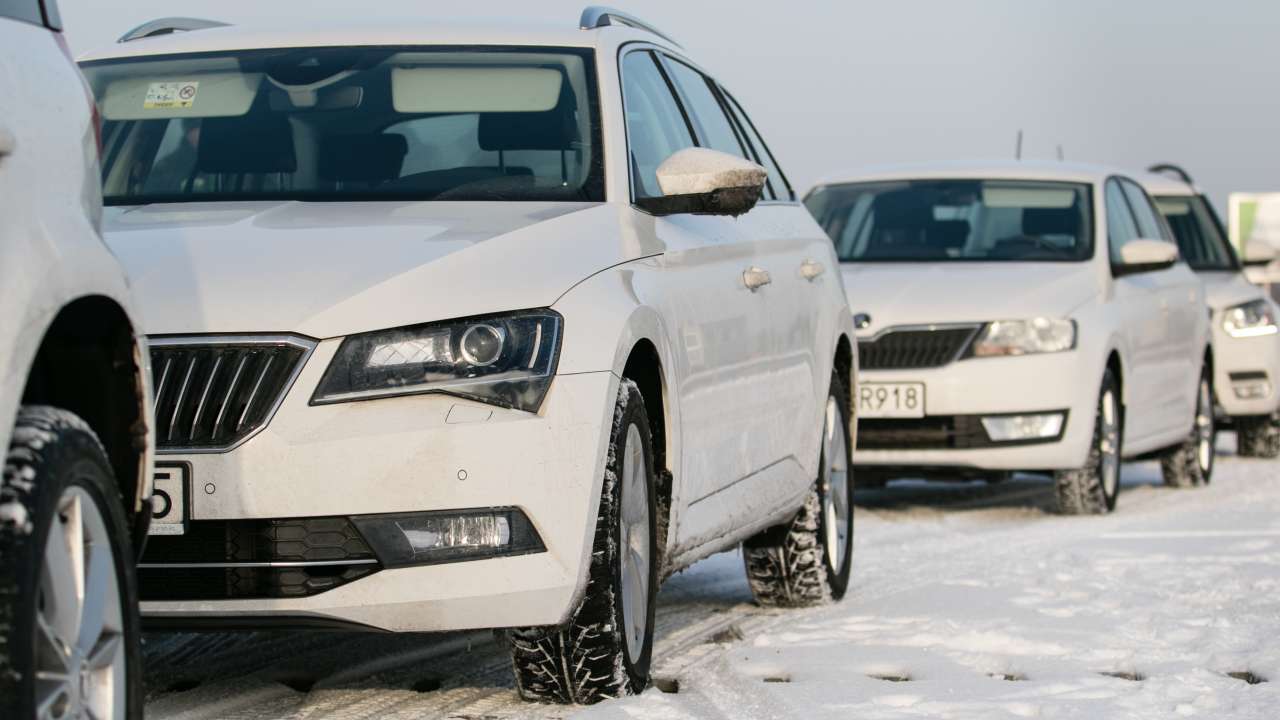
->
[968,318,1076,357]
[312,310,562,412]
[1222,299,1279,338]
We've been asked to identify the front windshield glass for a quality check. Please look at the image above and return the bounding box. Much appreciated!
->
[805,179,1094,262]
[81,46,604,205]
[1154,195,1238,271]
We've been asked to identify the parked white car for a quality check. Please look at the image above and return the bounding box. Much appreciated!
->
[81,9,856,703]
[1,2,154,718]
[1143,165,1280,457]
[805,161,1213,514]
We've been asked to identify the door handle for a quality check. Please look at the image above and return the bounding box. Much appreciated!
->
[0,126,15,158]
[800,259,826,281]
[742,266,772,291]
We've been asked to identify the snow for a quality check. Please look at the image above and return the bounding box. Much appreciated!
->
[143,437,1279,719]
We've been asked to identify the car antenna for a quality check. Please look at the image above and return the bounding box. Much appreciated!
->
[1015,130,1023,161]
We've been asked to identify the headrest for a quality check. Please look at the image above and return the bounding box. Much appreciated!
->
[197,114,297,174]
[927,220,970,249]
[478,81,578,151]
[1023,207,1080,237]
[318,134,409,183]
[872,190,931,229]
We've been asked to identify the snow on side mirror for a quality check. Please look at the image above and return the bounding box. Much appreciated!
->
[636,148,768,218]
[1243,240,1277,267]
[1115,238,1180,276]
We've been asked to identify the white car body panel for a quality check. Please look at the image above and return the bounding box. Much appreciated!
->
[90,20,855,630]
[814,161,1207,473]
[1142,172,1280,419]
[0,15,153,512]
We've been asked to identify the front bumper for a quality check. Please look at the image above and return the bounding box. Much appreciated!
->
[854,351,1098,471]
[1212,322,1280,418]
[141,337,617,631]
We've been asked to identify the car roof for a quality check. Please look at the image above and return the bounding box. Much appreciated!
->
[809,159,1141,191]
[1137,171,1198,197]
[78,18,676,63]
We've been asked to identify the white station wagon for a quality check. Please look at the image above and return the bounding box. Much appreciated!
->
[81,9,857,703]
[806,162,1212,514]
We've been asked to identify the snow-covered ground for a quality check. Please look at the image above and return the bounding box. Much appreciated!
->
[143,437,1279,719]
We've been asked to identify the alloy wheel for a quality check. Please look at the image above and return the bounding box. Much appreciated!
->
[1195,378,1215,478]
[618,424,651,666]
[1099,389,1121,500]
[821,397,851,572]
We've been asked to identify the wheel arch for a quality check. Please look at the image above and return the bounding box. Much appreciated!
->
[621,338,673,574]
[20,295,151,520]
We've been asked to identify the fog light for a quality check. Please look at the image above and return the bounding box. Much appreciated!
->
[351,508,543,568]
[981,412,1065,442]
[1233,382,1271,400]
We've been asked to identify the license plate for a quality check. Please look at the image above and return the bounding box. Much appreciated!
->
[149,464,189,535]
[858,382,926,419]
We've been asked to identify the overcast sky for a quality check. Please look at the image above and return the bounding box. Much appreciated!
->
[63,0,1280,211]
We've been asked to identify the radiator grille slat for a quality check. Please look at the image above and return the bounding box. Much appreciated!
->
[858,326,980,370]
[150,338,310,451]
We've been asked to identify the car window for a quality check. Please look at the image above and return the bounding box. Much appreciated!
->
[1155,194,1238,271]
[1119,179,1166,239]
[661,58,749,161]
[620,50,696,200]
[84,46,604,204]
[0,0,44,24]
[722,90,793,201]
[1105,179,1141,264]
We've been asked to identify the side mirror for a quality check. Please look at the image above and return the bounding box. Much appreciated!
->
[1243,240,1277,267]
[1114,238,1179,276]
[635,148,767,218]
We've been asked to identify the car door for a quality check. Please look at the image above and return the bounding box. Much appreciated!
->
[618,48,769,544]
[1105,177,1168,445]
[658,54,816,521]
[1119,177,1202,437]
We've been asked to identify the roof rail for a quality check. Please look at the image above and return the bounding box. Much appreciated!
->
[1147,163,1196,186]
[579,6,680,47]
[118,17,229,44]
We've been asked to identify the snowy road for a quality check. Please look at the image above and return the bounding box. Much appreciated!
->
[143,437,1279,719]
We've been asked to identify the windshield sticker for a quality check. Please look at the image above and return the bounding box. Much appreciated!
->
[144,81,199,110]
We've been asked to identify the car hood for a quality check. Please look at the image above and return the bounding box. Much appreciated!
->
[840,262,1099,332]
[104,201,618,338]
[1198,270,1268,312]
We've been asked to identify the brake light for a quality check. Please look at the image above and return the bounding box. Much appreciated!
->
[52,31,102,160]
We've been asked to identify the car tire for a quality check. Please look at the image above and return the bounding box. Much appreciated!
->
[508,379,657,704]
[1235,413,1280,458]
[1054,370,1122,515]
[1159,370,1215,488]
[743,371,854,606]
[0,406,142,720]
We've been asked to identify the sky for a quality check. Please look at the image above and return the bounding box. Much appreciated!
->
[61,0,1280,212]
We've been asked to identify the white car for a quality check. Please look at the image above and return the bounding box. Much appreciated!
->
[805,161,1213,514]
[1143,165,1280,457]
[1,2,154,719]
[81,9,856,703]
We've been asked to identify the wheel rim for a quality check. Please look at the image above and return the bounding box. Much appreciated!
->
[1195,378,1214,476]
[618,424,650,665]
[1099,389,1120,499]
[34,486,126,720]
[821,397,851,572]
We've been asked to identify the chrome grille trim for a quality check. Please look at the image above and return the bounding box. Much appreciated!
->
[149,335,316,454]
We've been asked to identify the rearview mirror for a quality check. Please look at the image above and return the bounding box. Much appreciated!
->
[1242,240,1277,267]
[1115,238,1179,276]
[635,148,767,218]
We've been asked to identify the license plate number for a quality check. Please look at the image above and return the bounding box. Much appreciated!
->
[858,383,926,418]
[149,464,188,535]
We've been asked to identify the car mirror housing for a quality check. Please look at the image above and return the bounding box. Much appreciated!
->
[1242,239,1277,267]
[635,147,768,218]
[1114,238,1179,276]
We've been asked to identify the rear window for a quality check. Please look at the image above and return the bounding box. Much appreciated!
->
[81,46,604,205]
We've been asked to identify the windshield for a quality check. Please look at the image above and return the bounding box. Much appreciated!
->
[1154,194,1238,271]
[805,179,1094,262]
[81,46,604,205]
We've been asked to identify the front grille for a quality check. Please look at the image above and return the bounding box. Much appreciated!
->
[858,326,980,370]
[859,416,989,450]
[139,517,379,600]
[150,336,312,450]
